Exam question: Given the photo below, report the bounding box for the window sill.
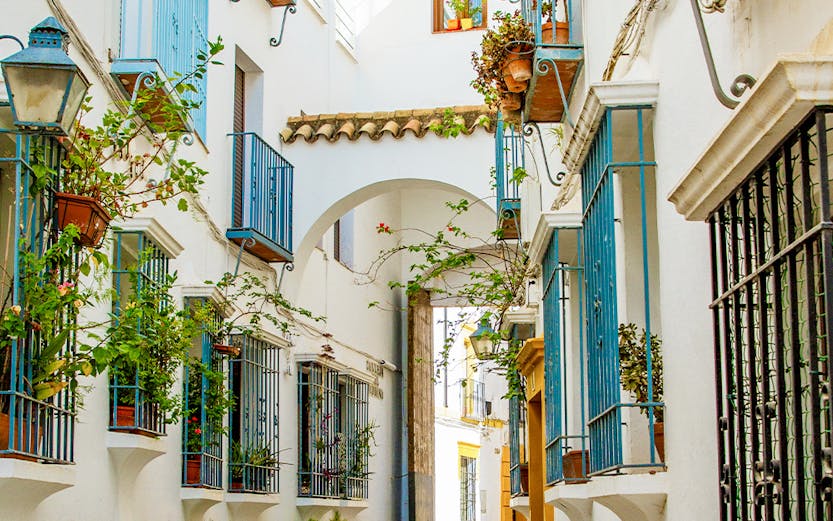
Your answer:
[106,431,167,477]
[296,497,369,520]
[544,472,668,521]
[226,492,281,517]
[0,459,76,510]
[509,495,530,520]
[432,27,486,35]
[181,487,225,520]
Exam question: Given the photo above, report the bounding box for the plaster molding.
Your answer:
[562,81,660,176]
[669,56,833,221]
[112,217,185,258]
[225,493,280,518]
[503,308,538,327]
[0,459,76,508]
[527,212,582,266]
[180,488,224,520]
[509,496,531,520]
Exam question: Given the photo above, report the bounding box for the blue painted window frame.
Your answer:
[109,230,171,436]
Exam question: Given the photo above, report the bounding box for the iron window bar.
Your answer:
[508,376,528,496]
[109,231,170,437]
[0,134,75,463]
[458,378,486,422]
[708,107,833,520]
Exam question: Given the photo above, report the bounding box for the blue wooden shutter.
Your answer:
[153,0,208,138]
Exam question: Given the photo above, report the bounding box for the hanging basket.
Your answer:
[54,192,112,248]
[499,92,522,112]
[505,44,533,82]
[212,343,241,357]
[503,71,527,93]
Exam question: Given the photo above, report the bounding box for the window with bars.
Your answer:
[182,298,226,489]
[433,0,487,32]
[0,134,75,463]
[460,455,478,521]
[508,385,528,497]
[297,361,371,500]
[228,335,281,494]
[708,107,833,521]
[109,231,171,436]
[580,106,663,475]
[542,226,588,484]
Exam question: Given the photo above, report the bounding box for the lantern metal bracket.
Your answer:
[523,121,568,188]
[689,0,755,109]
[269,5,297,47]
[0,35,25,52]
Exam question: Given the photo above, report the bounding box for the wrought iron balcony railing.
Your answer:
[227,132,293,264]
[0,132,75,463]
[495,112,524,240]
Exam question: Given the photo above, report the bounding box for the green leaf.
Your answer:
[177,198,189,212]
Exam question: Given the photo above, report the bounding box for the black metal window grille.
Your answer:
[298,362,370,500]
[460,455,477,521]
[709,107,833,521]
[109,231,170,436]
[228,335,280,494]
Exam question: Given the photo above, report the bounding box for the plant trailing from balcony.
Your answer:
[365,199,534,399]
[471,11,534,111]
[30,37,225,247]
[94,268,200,427]
[195,271,324,356]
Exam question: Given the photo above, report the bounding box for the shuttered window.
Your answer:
[232,66,245,228]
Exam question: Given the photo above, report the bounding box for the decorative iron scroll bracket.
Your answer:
[0,35,25,52]
[689,0,755,109]
[233,237,257,277]
[269,5,297,47]
[523,122,568,187]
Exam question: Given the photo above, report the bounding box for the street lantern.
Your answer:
[1,17,90,136]
[469,317,498,360]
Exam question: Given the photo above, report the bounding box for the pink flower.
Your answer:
[57,281,75,296]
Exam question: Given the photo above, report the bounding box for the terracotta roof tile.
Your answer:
[281,105,496,144]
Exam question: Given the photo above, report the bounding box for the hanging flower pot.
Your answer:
[54,192,112,247]
[503,71,527,93]
[505,45,533,82]
[212,343,241,357]
[500,92,522,112]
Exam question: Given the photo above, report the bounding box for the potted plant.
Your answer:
[229,441,282,491]
[446,0,462,30]
[470,11,534,112]
[183,358,233,485]
[562,448,589,483]
[619,323,664,461]
[537,1,569,44]
[449,0,482,30]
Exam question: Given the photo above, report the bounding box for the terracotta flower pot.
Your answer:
[185,454,202,484]
[447,19,461,31]
[115,405,136,428]
[460,18,473,30]
[519,462,529,494]
[500,92,522,112]
[503,71,527,93]
[0,411,43,461]
[505,45,533,82]
[213,343,241,357]
[541,21,571,44]
[54,192,112,247]
[562,449,590,483]
[654,422,665,462]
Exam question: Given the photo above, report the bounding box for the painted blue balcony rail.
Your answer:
[581,107,662,475]
[495,112,524,239]
[459,378,486,421]
[508,390,528,496]
[543,227,588,484]
[109,231,170,437]
[117,0,209,136]
[182,298,224,489]
[514,0,583,46]
[228,335,280,494]
[227,132,293,264]
[0,131,75,463]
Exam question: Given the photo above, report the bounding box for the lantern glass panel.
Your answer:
[4,65,71,126]
[60,72,87,132]
[0,103,13,132]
